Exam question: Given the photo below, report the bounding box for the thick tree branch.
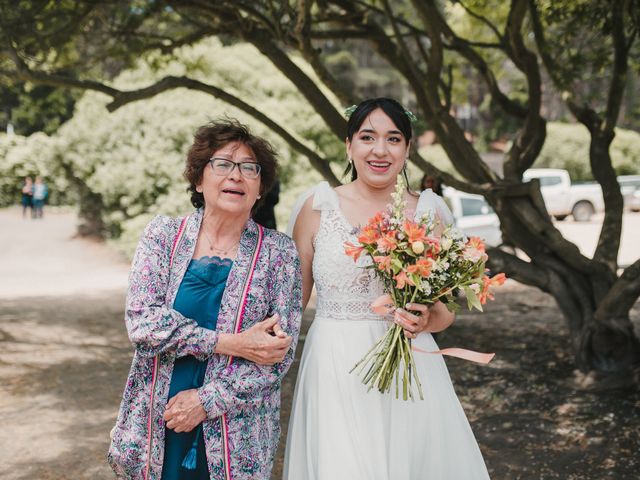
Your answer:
[7,60,340,184]
[501,0,546,180]
[295,0,359,106]
[430,19,528,119]
[589,1,631,269]
[382,0,427,81]
[595,258,640,319]
[486,248,549,290]
[410,0,497,184]
[245,29,347,140]
[527,0,599,128]
[409,151,486,195]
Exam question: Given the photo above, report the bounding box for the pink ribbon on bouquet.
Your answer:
[371,294,495,364]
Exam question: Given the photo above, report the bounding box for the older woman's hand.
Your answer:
[163,389,207,433]
[394,301,454,339]
[216,314,293,365]
[237,314,293,364]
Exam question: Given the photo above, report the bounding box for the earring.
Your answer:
[348,157,353,164]
[257,194,262,199]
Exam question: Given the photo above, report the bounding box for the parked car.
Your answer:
[442,187,502,247]
[618,175,640,212]
[523,168,604,221]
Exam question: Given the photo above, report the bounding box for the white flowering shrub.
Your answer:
[1,39,340,256]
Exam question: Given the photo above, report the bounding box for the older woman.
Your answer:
[109,121,302,480]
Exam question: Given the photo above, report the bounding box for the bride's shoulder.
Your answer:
[286,182,338,236]
[416,188,455,226]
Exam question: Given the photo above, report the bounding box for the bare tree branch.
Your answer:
[595,258,640,319]
[501,0,546,180]
[486,247,550,291]
[245,28,347,139]
[410,0,498,184]
[6,58,340,184]
[295,0,359,106]
[456,0,505,42]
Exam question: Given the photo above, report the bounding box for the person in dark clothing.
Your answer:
[421,173,443,196]
[253,179,280,229]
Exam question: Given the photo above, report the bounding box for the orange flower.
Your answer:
[344,241,365,261]
[406,258,432,277]
[358,224,380,245]
[403,220,427,243]
[479,273,507,304]
[368,211,386,227]
[424,236,442,256]
[463,236,488,262]
[373,255,392,273]
[377,232,398,253]
[394,270,415,289]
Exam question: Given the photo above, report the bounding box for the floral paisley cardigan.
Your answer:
[108,210,302,480]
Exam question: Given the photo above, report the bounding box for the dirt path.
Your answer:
[0,207,638,479]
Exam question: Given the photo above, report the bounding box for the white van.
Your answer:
[442,187,502,247]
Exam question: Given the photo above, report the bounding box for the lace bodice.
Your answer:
[304,182,453,322]
[313,206,386,321]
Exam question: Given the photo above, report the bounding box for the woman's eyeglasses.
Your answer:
[209,157,261,179]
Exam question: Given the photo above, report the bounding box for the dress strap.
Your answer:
[286,181,339,236]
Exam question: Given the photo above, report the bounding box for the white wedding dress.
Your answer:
[283,182,490,480]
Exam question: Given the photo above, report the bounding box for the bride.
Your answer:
[283,98,490,479]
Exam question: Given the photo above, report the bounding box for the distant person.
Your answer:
[21,176,33,218]
[252,178,280,229]
[421,173,444,196]
[32,176,48,219]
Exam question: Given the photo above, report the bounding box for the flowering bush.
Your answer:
[345,177,505,400]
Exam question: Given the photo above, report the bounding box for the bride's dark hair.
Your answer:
[344,97,413,182]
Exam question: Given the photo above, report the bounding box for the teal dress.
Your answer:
[162,256,232,480]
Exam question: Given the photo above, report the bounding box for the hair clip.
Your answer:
[344,105,358,119]
[404,109,418,124]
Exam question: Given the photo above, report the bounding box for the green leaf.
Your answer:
[463,286,483,312]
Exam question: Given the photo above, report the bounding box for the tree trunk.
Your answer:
[487,185,640,375]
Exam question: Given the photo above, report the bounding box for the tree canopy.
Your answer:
[1,0,639,376]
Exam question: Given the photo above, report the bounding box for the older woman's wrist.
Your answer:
[215,332,243,357]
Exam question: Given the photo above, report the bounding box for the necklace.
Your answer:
[201,229,239,256]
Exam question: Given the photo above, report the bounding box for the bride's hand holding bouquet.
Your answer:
[344,176,506,401]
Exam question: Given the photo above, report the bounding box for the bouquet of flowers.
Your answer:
[344,176,505,401]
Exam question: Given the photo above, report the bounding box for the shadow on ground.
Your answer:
[1,283,638,480]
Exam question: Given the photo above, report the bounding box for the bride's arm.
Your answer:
[291,196,320,311]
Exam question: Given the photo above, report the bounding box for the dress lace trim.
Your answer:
[191,255,233,267]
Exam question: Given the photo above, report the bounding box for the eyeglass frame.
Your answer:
[209,157,262,179]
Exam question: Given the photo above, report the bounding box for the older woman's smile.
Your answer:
[221,187,246,196]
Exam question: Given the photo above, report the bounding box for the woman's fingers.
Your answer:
[271,321,287,338]
[395,305,430,336]
[164,390,205,432]
[405,303,428,313]
[262,313,288,338]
